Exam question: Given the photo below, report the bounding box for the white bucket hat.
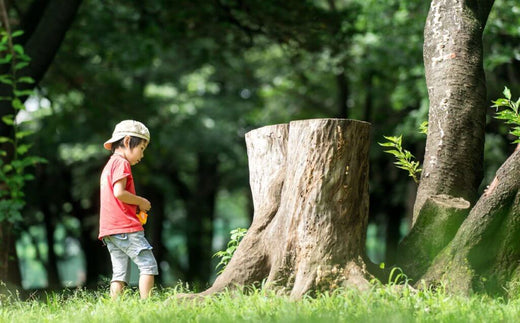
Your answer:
[104,120,150,150]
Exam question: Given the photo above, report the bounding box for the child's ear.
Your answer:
[123,136,131,148]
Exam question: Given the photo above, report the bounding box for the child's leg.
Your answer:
[127,232,159,299]
[110,281,126,299]
[139,275,154,299]
[104,234,132,299]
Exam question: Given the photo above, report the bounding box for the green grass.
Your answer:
[1,283,520,323]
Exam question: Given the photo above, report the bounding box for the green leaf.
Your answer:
[491,88,520,143]
[380,134,422,184]
[382,135,399,143]
[495,110,517,121]
[0,54,12,64]
[0,76,12,85]
[13,44,25,56]
[510,129,520,138]
[14,61,29,70]
[504,86,512,100]
[12,98,24,110]
[17,54,31,62]
[385,150,403,158]
[11,30,24,38]
[23,156,47,164]
[491,98,510,107]
[16,76,35,84]
[378,141,396,147]
[1,114,14,125]
[14,89,33,97]
[0,136,12,143]
[16,144,32,155]
[419,121,428,135]
[15,131,33,140]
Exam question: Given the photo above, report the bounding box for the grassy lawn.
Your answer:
[1,282,519,323]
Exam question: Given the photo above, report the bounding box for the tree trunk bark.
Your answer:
[0,0,83,289]
[336,72,349,119]
[413,0,494,224]
[400,0,495,287]
[0,221,21,293]
[398,194,470,280]
[186,118,372,299]
[43,208,62,289]
[185,153,219,286]
[145,186,167,285]
[421,149,520,295]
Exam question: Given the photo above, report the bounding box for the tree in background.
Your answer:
[1,0,520,294]
[0,0,81,289]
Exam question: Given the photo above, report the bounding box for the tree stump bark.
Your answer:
[193,118,372,299]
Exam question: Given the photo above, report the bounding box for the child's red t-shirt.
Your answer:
[98,154,143,239]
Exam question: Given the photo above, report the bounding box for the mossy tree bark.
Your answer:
[397,0,497,291]
[421,149,520,295]
[193,119,372,299]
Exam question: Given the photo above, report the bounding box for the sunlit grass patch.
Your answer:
[2,283,520,323]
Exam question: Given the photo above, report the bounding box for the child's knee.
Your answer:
[135,249,159,275]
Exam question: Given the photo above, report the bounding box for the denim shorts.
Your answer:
[103,231,158,283]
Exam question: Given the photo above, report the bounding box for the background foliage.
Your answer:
[2,0,520,290]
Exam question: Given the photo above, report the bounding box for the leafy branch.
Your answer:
[379,135,422,184]
[0,29,46,223]
[213,227,247,275]
[491,86,520,143]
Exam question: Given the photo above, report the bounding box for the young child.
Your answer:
[99,120,158,299]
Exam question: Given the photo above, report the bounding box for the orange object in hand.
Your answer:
[137,211,148,225]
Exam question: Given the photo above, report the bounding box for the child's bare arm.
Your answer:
[113,178,151,211]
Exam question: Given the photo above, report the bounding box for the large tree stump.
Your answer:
[195,118,372,299]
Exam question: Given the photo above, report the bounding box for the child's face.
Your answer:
[125,139,148,166]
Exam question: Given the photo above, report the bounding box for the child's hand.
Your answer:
[137,210,148,225]
[139,197,151,212]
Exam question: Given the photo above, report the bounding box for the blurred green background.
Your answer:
[4,0,520,291]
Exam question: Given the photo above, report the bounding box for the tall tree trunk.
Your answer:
[185,153,219,287]
[145,186,167,285]
[72,188,111,289]
[0,223,21,290]
[42,208,61,289]
[185,119,372,299]
[336,72,349,118]
[414,0,494,223]
[0,0,83,127]
[401,0,495,283]
[0,0,82,288]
